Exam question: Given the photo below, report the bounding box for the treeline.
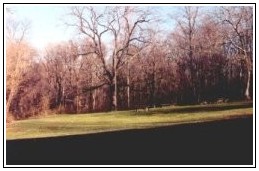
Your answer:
[6,6,253,120]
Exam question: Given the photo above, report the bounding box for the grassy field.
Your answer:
[6,101,253,140]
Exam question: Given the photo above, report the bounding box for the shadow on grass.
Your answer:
[6,116,253,165]
[131,101,253,115]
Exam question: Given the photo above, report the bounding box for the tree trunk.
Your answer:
[112,72,118,111]
[88,90,93,112]
[244,52,252,100]
[93,89,96,111]
[76,95,79,113]
[127,62,130,109]
[76,79,79,113]
[6,89,15,116]
[127,77,130,109]
[245,69,251,100]
[58,86,64,114]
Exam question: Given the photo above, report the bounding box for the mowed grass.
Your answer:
[6,101,253,140]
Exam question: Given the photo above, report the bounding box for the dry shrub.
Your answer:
[6,113,14,124]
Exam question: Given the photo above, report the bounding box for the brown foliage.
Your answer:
[5,6,253,120]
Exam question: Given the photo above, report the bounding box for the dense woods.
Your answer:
[6,6,253,120]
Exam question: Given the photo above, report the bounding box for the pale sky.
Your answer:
[6,5,180,51]
[7,6,74,51]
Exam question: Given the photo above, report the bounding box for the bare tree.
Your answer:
[5,6,254,120]
[6,14,35,120]
[170,7,200,102]
[69,6,151,110]
[219,6,253,100]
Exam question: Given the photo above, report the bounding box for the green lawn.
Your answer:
[6,101,253,140]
